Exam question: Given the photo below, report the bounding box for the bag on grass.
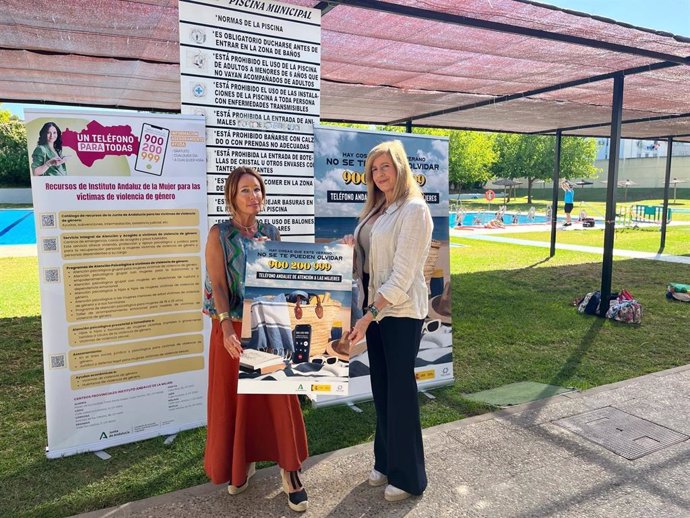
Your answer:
[577,291,601,315]
[667,283,690,302]
[618,289,634,301]
[606,299,642,324]
[577,291,619,316]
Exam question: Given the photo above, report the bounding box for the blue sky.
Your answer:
[3,1,689,119]
[539,0,690,37]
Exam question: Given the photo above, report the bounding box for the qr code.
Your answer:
[41,213,56,228]
[50,354,66,369]
[42,238,58,252]
[44,268,60,283]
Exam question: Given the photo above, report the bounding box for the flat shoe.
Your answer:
[368,468,388,487]
[227,462,256,495]
[384,484,412,502]
[280,468,308,512]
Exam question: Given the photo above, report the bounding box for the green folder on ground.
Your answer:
[463,381,574,407]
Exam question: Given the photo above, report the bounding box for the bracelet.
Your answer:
[366,303,379,319]
[217,312,230,323]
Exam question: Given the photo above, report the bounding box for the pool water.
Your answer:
[1,209,558,246]
[450,211,550,227]
[0,209,36,245]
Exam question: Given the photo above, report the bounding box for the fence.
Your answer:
[631,205,672,224]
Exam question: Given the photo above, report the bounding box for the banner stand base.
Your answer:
[94,450,111,461]
[163,434,178,446]
[347,402,363,413]
[420,390,436,400]
[313,378,455,409]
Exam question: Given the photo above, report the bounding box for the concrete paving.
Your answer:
[77,364,690,518]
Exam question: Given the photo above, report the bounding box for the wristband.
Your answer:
[366,303,379,319]
[217,311,230,323]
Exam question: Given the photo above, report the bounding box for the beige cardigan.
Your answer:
[354,196,433,320]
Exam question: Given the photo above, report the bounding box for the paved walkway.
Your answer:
[78,364,690,518]
[453,232,690,265]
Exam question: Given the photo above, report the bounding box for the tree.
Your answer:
[446,130,497,189]
[324,122,498,190]
[383,126,497,190]
[491,134,598,203]
[0,107,30,187]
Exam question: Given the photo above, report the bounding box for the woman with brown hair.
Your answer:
[203,166,309,512]
[31,122,68,176]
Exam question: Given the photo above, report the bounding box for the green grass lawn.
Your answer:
[3,240,690,516]
[452,239,690,393]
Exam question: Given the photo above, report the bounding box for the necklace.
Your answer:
[232,218,257,233]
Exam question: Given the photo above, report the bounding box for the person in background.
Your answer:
[204,166,309,512]
[344,140,433,502]
[31,122,68,176]
[561,179,575,226]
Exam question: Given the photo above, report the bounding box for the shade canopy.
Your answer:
[2,0,690,141]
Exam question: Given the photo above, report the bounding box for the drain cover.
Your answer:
[555,407,688,460]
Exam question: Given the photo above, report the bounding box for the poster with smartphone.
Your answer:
[239,241,353,396]
[313,126,454,408]
[25,108,210,459]
[134,123,170,176]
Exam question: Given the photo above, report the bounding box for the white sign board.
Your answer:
[179,0,321,241]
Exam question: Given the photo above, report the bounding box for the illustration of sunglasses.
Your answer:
[422,319,450,335]
[310,355,339,365]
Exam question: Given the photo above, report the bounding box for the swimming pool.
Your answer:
[0,209,36,245]
[450,211,551,227]
[0,208,558,245]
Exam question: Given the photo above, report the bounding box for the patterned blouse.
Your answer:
[203,219,280,320]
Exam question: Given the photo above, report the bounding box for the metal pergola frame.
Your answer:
[3,0,687,316]
[316,0,687,317]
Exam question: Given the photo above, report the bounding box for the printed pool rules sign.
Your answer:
[179,0,321,242]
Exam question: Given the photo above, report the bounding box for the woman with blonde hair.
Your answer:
[346,140,433,502]
[204,166,309,512]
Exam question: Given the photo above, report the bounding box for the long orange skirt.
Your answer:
[204,320,309,486]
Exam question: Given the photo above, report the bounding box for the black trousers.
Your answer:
[366,316,427,495]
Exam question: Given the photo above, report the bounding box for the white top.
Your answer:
[355,196,433,320]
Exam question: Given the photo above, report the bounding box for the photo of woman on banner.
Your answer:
[203,166,309,512]
[31,122,69,176]
[345,140,433,502]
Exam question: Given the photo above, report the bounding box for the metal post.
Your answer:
[659,137,673,252]
[599,74,624,316]
[549,130,562,257]
[405,120,413,133]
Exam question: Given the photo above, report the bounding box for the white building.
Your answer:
[594,138,690,188]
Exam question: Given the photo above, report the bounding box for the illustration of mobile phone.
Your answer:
[135,123,170,176]
[293,324,312,364]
